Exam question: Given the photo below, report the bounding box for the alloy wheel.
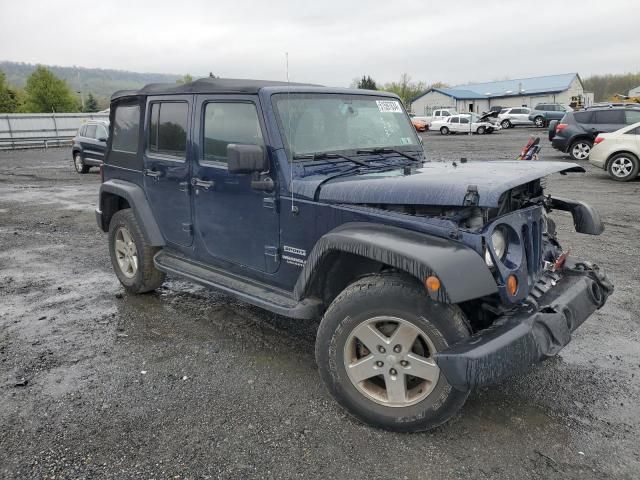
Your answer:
[610,156,635,178]
[535,117,544,127]
[114,227,138,278]
[74,153,83,173]
[343,316,440,407]
[572,142,591,160]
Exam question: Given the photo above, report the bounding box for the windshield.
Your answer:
[272,93,420,159]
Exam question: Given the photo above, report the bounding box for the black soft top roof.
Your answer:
[111,77,320,101]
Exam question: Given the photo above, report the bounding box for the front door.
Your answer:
[192,95,279,273]
[142,95,193,247]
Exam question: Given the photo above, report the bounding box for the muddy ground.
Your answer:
[0,128,638,479]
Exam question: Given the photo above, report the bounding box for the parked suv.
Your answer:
[96,78,612,432]
[551,107,640,160]
[498,107,532,128]
[528,103,572,128]
[71,120,109,173]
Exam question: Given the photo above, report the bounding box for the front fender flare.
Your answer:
[294,223,498,304]
[98,179,165,246]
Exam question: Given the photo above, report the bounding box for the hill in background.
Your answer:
[0,61,186,108]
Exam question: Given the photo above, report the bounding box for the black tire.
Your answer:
[500,119,511,129]
[440,126,449,135]
[607,152,640,182]
[73,151,90,174]
[108,209,165,294]
[315,274,470,432]
[534,116,545,128]
[476,126,486,135]
[569,139,593,161]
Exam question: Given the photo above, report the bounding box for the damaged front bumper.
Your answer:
[434,260,613,390]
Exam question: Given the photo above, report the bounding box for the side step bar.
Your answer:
[154,251,323,320]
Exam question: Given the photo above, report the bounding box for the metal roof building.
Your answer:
[411,73,593,115]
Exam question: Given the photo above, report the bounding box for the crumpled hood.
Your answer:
[303,161,584,208]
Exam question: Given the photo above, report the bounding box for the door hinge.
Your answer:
[182,222,193,233]
[263,197,277,210]
[264,246,279,262]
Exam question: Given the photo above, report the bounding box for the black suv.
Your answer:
[71,120,109,173]
[96,78,612,432]
[551,107,640,160]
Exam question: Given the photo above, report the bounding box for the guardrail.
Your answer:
[0,112,109,150]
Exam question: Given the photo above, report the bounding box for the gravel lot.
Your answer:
[1,128,638,479]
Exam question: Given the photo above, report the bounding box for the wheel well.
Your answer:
[306,251,392,308]
[100,192,131,230]
[570,136,593,147]
[605,150,639,170]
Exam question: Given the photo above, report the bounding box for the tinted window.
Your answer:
[433,110,440,116]
[625,127,640,135]
[450,117,459,124]
[85,124,97,138]
[203,102,263,163]
[510,108,522,114]
[459,117,470,124]
[594,110,624,124]
[148,102,188,158]
[442,111,451,117]
[96,125,108,140]
[573,111,593,124]
[112,104,140,154]
[624,110,640,124]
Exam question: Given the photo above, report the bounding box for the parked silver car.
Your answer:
[498,107,533,129]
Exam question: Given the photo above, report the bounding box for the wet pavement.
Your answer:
[1,128,638,479]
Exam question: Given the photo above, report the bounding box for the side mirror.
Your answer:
[227,144,267,174]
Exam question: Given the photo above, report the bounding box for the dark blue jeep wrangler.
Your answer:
[96,78,613,432]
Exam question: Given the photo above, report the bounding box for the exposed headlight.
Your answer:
[485,228,507,267]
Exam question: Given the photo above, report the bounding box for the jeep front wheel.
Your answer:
[315,274,470,432]
[108,209,165,293]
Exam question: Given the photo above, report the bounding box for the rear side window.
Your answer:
[459,117,469,124]
[112,104,141,153]
[442,111,451,117]
[624,110,640,125]
[594,110,624,124]
[625,127,640,135]
[450,117,459,124]
[96,125,108,140]
[203,102,264,164]
[148,102,188,158]
[573,111,593,124]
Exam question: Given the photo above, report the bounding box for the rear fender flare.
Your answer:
[98,179,165,246]
[294,223,498,304]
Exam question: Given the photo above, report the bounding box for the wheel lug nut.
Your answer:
[400,360,409,367]
[376,361,383,368]
[393,345,401,353]
[377,346,386,354]
[390,368,397,376]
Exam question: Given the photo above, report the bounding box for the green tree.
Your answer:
[382,73,426,107]
[176,74,194,84]
[357,75,377,90]
[24,66,78,113]
[0,70,19,112]
[84,93,99,112]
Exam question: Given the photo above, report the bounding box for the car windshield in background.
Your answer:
[272,94,420,159]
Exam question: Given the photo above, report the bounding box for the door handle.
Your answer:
[191,178,214,191]
[144,169,161,180]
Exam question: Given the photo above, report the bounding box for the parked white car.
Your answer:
[589,122,640,181]
[422,108,458,127]
[431,114,499,135]
[498,107,533,129]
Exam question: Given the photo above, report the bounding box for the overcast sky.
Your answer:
[1,0,638,87]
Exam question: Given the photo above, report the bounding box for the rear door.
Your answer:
[191,95,279,273]
[142,96,193,247]
[448,116,461,132]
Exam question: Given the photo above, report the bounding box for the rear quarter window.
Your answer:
[573,111,593,124]
[112,104,141,153]
[624,110,640,125]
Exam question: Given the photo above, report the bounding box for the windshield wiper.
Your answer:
[293,152,368,166]
[356,148,422,163]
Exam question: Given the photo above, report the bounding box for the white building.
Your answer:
[410,73,593,115]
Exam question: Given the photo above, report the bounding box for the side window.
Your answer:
[450,117,459,124]
[79,125,86,137]
[148,102,188,158]
[96,125,108,140]
[625,127,640,135]
[594,110,624,124]
[459,117,470,124]
[624,110,640,125]
[202,102,264,164]
[442,111,451,117]
[573,111,593,124]
[511,108,523,114]
[433,110,440,116]
[112,104,141,154]
[85,124,97,139]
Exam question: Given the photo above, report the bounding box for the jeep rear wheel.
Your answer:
[315,274,470,432]
[108,209,165,294]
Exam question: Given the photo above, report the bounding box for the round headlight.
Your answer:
[485,228,507,267]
